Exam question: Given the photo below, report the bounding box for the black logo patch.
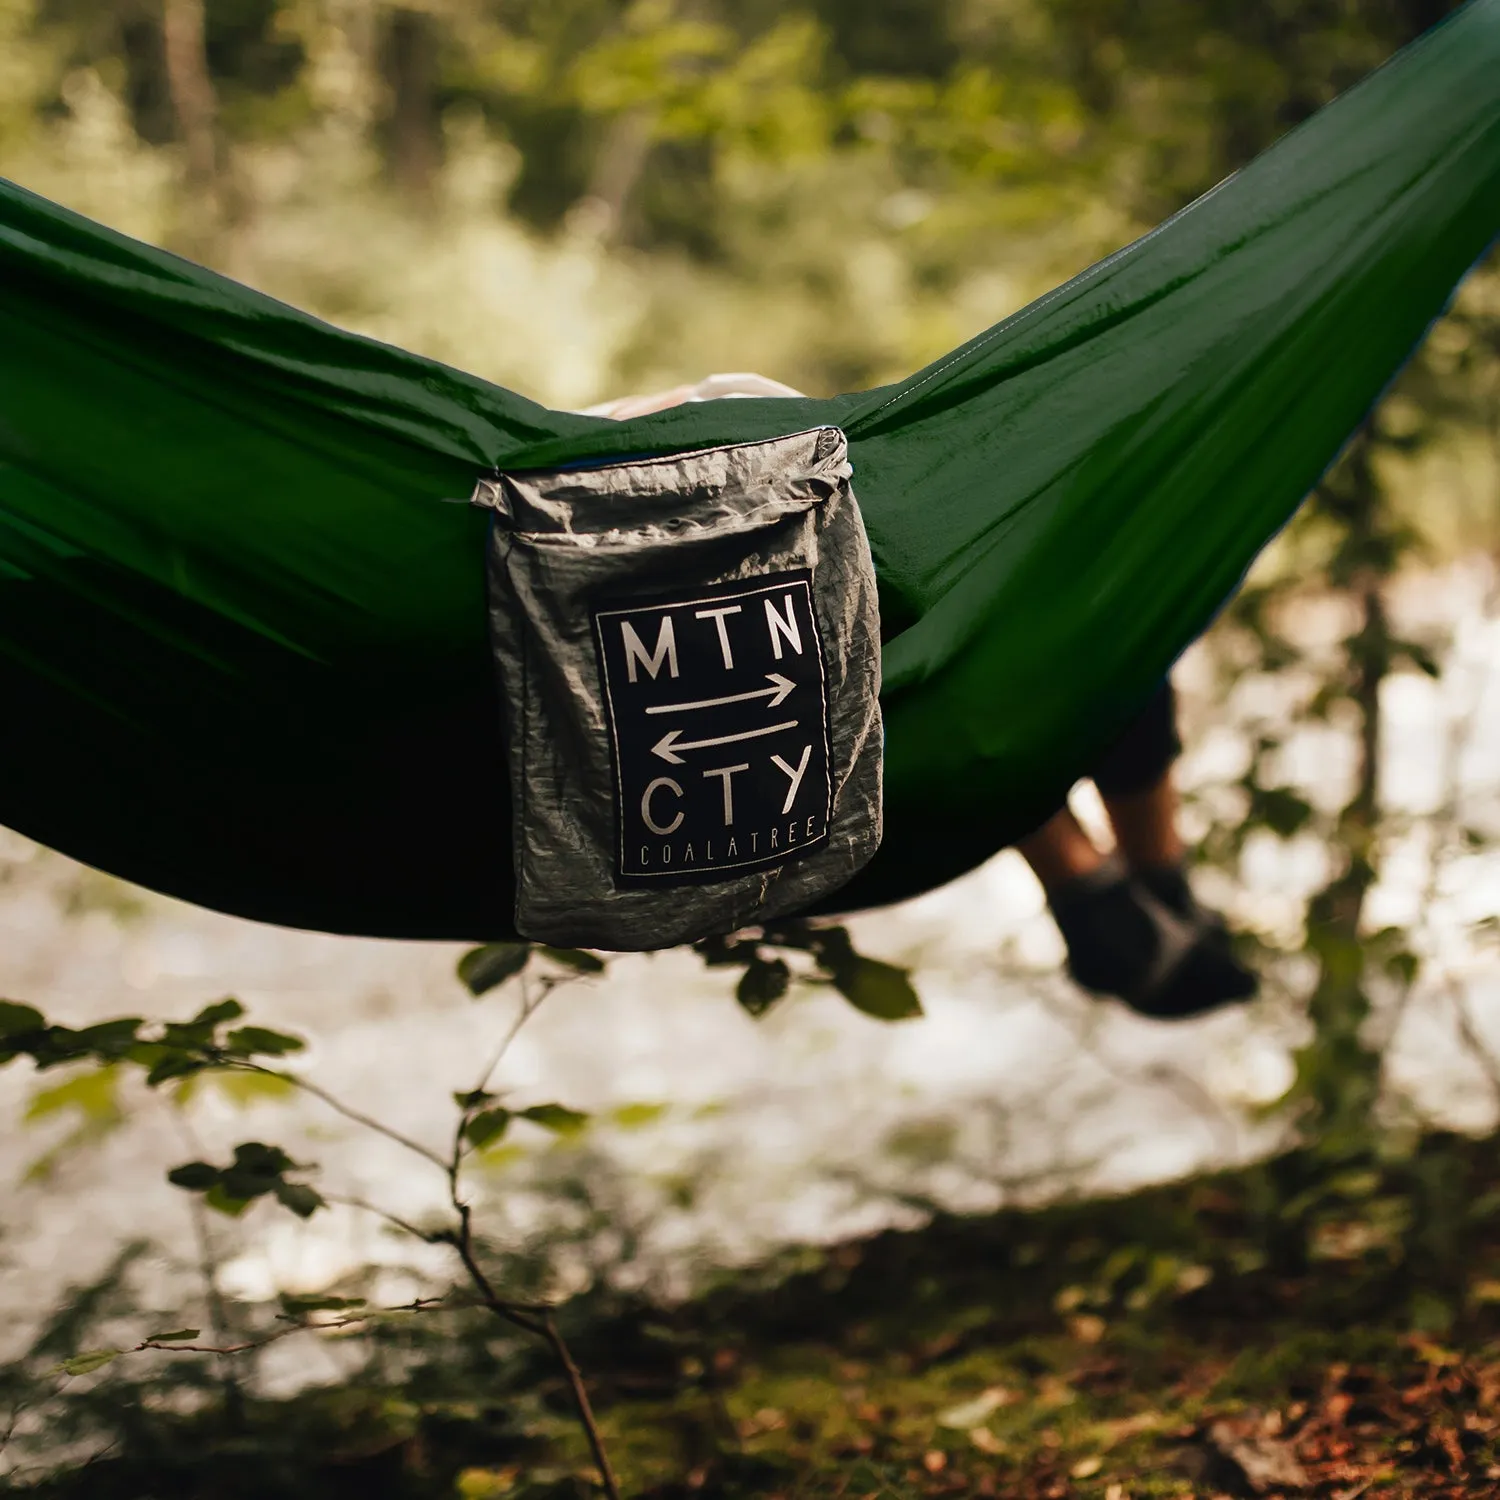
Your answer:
[593,571,833,886]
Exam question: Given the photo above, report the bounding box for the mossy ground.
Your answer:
[22,1136,1500,1499]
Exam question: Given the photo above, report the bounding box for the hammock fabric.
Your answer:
[2,0,1499,943]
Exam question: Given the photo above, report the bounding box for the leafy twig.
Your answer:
[438,975,621,1499]
[131,1297,449,1357]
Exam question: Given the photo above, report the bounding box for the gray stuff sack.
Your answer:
[470,426,883,951]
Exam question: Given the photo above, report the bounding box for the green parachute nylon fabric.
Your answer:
[1,0,1499,941]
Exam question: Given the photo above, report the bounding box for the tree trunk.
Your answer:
[384,9,443,202]
[1301,434,1389,1156]
[573,110,653,242]
[161,0,218,189]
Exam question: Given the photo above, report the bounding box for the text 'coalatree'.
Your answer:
[593,571,833,884]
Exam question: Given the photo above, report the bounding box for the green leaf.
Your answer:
[736,956,790,1018]
[694,933,756,968]
[192,999,245,1027]
[145,1051,209,1088]
[610,1101,669,1130]
[167,1161,221,1191]
[71,1019,144,1058]
[220,1169,279,1201]
[230,1141,297,1175]
[279,1293,366,1315]
[273,1180,326,1219]
[1398,640,1442,678]
[146,1329,200,1343]
[830,956,922,1021]
[457,942,531,997]
[60,1349,121,1377]
[1252,785,1315,838]
[225,1026,305,1057]
[0,1000,44,1038]
[518,1103,590,1136]
[472,1142,524,1171]
[203,1183,252,1218]
[453,1088,496,1110]
[209,1070,296,1107]
[463,1107,512,1151]
[537,947,606,974]
[26,1064,121,1126]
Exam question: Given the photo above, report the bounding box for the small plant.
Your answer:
[0,920,919,1493]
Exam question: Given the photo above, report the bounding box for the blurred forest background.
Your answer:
[2,0,1500,1496]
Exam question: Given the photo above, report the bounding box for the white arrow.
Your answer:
[644,672,796,716]
[651,720,798,765]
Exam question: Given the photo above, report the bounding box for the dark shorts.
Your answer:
[1088,680,1181,797]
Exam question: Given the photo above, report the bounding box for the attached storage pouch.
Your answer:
[472,426,883,951]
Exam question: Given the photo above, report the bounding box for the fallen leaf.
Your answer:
[1097,1411,1165,1447]
[1206,1418,1309,1493]
[1433,1425,1464,1468]
[937,1387,1015,1429]
[1072,1455,1103,1478]
[1069,1313,1107,1344]
[748,1407,786,1433]
[1175,1264,1214,1295]
[969,1427,1007,1456]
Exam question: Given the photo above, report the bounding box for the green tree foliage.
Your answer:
[2,0,1477,398]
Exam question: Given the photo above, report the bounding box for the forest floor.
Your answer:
[20,1133,1500,1500]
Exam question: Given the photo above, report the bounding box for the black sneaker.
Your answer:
[1047,860,1256,1020]
[1134,864,1242,957]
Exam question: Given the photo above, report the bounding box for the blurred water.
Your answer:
[1,567,1496,1371]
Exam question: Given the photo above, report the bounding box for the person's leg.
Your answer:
[1018,682,1256,1016]
[1088,682,1182,860]
[1087,682,1202,921]
[1088,682,1239,938]
[1101,776,1184,870]
[1015,805,1106,894]
[1020,684,1182,893]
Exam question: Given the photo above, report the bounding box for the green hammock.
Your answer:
[2,0,1499,942]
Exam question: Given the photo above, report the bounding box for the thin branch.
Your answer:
[449,974,561,1186]
[1449,978,1500,1111]
[478,975,560,1104]
[444,1205,547,1337]
[167,1106,244,1419]
[439,1113,619,1497]
[131,1298,452,1358]
[208,967,617,1495]
[323,1193,444,1244]
[136,1332,299,1357]
[240,1064,449,1171]
[543,1311,622,1500]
